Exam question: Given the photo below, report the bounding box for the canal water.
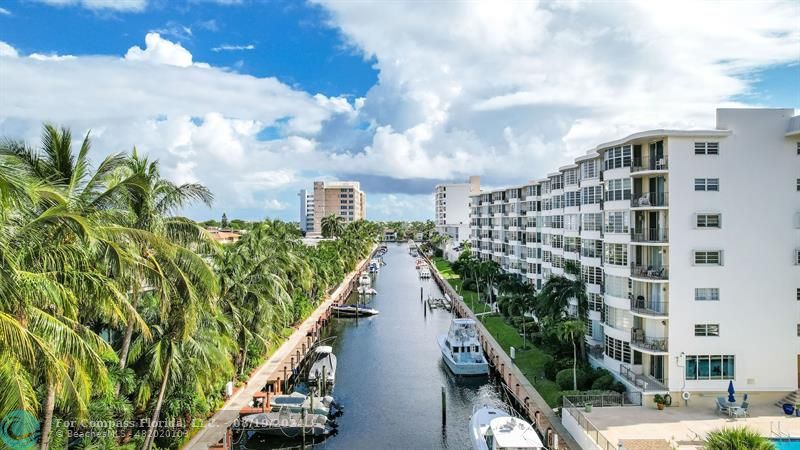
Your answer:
[243,242,507,450]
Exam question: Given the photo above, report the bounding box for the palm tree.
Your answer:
[535,261,588,360]
[321,214,345,238]
[0,125,138,449]
[114,149,215,388]
[477,260,501,304]
[703,427,775,450]
[556,319,585,391]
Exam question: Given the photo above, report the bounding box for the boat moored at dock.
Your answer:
[469,406,544,450]
[331,304,379,317]
[240,411,333,437]
[307,346,337,388]
[358,274,371,286]
[437,319,489,376]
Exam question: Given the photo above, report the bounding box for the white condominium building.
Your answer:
[298,189,315,233]
[470,108,800,397]
[435,176,481,244]
[312,181,366,233]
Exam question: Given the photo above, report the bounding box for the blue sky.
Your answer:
[0,0,798,222]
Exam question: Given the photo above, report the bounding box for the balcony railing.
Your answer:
[631,191,668,208]
[630,264,669,280]
[631,227,669,243]
[631,156,669,173]
[630,296,668,316]
[630,330,668,352]
[619,364,667,391]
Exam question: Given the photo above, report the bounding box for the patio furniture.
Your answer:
[716,397,731,416]
[733,401,749,418]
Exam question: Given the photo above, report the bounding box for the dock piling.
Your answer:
[441,386,446,426]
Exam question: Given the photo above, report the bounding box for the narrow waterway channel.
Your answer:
[242,242,508,450]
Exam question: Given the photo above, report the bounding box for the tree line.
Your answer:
[0,125,380,449]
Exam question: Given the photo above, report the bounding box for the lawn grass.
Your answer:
[431,257,563,407]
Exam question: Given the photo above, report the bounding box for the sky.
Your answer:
[0,0,798,222]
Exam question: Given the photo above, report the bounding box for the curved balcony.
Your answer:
[630,297,669,317]
[631,192,668,208]
[631,156,669,174]
[631,227,669,243]
[630,330,668,354]
[631,264,669,281]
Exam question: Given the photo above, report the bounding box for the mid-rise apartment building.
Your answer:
[470,108,800,396]
[298,189,314,233]
[312,181,366,232]
[435,176,481,244]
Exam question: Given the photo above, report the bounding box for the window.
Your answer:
[605,275,630,298]
[604,305,632,331]
[582,265,602,285]
[564,214,580,232]
[694,250,723,265]
[603,145,632,170]
[695,178,720,191]
[564,169,579,186]
[564,236,581,253]
[581,239,602,258]
[581,186,602,205]
[582,160,599,179]
[588,292,603,312]
[796,249,800,265]
[796,324,799,337]
[694,324,720,337]
[696,213,721,228]
[797,288,800,301]
[797,178,800,192]
[552,195,563,209]
[604,335,631,363]
[685,355,735,380]
[694,142,719,155]
[551,175,563,190]
[581,213,603,232]
[565,191,581,207]
[605,210,630,233]
[695,288,720,301]
[604,243,628,266]
[605,178,632,201]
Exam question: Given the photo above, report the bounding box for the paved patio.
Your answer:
[582,396,800,449]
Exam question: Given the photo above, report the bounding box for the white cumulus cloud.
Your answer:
[124,33,194,67]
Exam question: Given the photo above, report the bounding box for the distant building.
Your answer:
[298,189,315,233]
[312,181,366,233]
[383,229,397,242]
[435,176,480,260]
[206,228,242,245]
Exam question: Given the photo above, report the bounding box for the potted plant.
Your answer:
[653,394,666,410]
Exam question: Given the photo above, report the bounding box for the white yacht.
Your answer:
[470,406,544,450]
[358,274,371,286]
[307,346,337,388]
[437,319,489,376]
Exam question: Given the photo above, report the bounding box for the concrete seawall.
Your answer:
[426,255,580,450]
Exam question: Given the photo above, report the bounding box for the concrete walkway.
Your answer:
[183,258,368,450]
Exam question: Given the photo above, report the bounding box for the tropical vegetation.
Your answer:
[703,427,775,450]
[0,125,380,449]
[434,249,625,406]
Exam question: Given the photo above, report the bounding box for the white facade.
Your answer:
[470,108,800,396]
[435,176,480,246]
[298,189,314,233]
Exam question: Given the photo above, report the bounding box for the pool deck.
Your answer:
[582,398,800,449]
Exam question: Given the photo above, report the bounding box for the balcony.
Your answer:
[630,264,669,280]
[631,227,668,243]
[631,156,669,173]
[619,364,668,392]
[630,296,668,317]
[630,330,668,353]
[631,191,668,208]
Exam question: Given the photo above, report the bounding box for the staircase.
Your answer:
[775,390,800,407]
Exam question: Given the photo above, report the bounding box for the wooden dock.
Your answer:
[186,249,375,450]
